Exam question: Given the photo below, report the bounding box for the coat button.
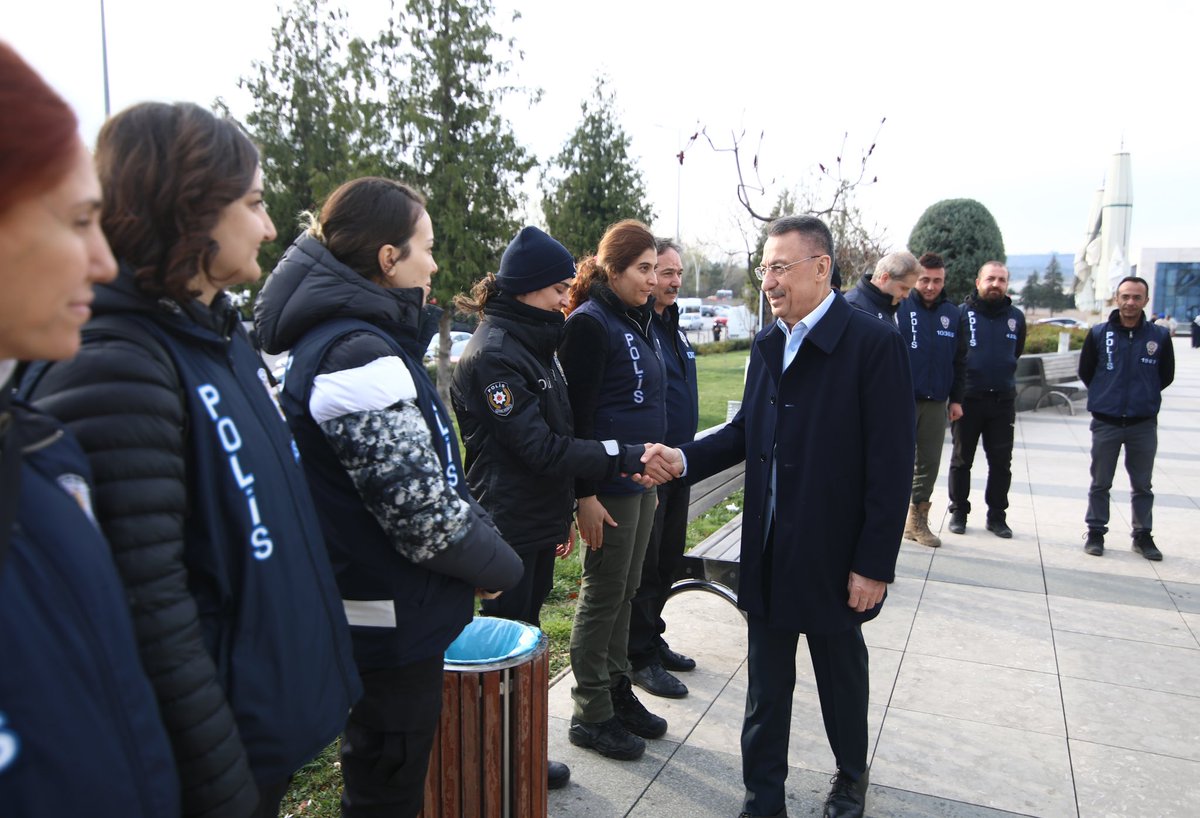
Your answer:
[770,395,776,405]
[760,453,767,462]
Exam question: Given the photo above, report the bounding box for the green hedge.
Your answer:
[1024,324,1087,354]
[694,337,753,356]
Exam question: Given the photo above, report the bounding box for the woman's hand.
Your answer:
[556,523,577,559]
[576,495,617,551]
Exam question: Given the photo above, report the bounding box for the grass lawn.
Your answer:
[281,348,750,816]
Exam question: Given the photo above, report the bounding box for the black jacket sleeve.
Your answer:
[1159,333,1176,390]
[557,313,611,498]
[1078,329,1098,386]
[28,335,259,818]
[1014,310,1027,358]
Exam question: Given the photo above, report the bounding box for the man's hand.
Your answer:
[640,443,684,483]
[477,589,502,600]
[846,572,886,613]
[577,495,617,551]
[556,523,576,559]
[948,402,964,422]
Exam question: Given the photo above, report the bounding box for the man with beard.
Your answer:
[844,251,920,324]
[897,253,964,548]
[1078,276,1174,559]
[629,237,700,699]
[948,261,1026,538]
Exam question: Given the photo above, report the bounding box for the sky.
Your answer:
[9,0,1198,265]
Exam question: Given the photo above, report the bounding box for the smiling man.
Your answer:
[643,215,915,818]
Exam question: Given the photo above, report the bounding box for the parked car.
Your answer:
[425,330,473,362]
[1036,317,1089,330]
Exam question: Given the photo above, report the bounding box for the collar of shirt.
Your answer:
[776,288,835,372]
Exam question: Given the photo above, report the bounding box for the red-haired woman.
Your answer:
[0,42,178,816]
[558,219,669,761]
[24,102,361,818]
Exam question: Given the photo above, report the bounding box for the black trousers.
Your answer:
[741,615,869,816]
[948,393,1016,520]
[249,778,292,818]
[480,545,557,627]
[340,656,445,818]
[628,479,691,670]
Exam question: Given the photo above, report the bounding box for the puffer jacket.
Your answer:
[25,266,361,818]
[0,388,179,818]
[451,292,645,555]
[255,234,523,669]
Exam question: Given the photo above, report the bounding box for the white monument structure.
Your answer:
[1074,152,1132,313]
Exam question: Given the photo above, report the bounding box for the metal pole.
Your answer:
[100,0,111,117]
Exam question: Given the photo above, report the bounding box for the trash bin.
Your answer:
[419,617,550,818]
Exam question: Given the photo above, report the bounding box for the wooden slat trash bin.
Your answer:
[419,617,549,818]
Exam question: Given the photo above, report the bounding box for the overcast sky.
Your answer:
[9,0,1198,263]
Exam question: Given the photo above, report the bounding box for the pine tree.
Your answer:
[1021,270,1042,313]
[1042,254,1066,311]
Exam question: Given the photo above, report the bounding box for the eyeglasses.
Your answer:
[753,255,824,281]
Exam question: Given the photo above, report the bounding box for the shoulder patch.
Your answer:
[485,381,515,417]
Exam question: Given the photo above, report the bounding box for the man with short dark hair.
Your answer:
[897,253,964,547]
[628,237,700,699]
[643,214,914,818]
[1078,276,1174,559]
[948,262,1026,538]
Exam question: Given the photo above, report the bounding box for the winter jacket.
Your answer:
[650,302,700,446]
[1079,310,1175,423]
[844,275,901,324]
[255,234,523,670]
[451,293,646,555]
[897,289,965,403]
[558,281,667,497]
[0,388,179,818]
[958,291,1026,396]
[25,266,361,817]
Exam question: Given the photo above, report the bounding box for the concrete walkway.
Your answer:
[547,347,1200,817]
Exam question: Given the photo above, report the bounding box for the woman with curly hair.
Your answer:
[25,101,360,818]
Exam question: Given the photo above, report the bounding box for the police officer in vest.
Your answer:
[897,253,965,548]
[844,251,920,324]
[628,238,700,700]
[948,261,1026,538]
[1078,276,1175,559]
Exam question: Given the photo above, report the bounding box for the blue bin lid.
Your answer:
[445,616,542,665]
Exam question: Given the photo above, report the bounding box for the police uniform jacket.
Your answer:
[255,234,522,670]
[1079,310,1175,423]
[958,290,1026,396]
[451,292,646,556]
[897,289,965,403]
[0,391,179,818]
[680,292,915,633]
[25,267,360,817]
[650,302,700,446]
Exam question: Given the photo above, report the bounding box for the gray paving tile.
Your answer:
[870,786,1033,817]
[1165,580,1200,613]
[1184,612,1200,643]
[864,579,921,651]
[905,582,1057,673]
[1060,676,1200,760]
[926,552,1047,593]
[1042,566,1177,609]
[1054,629,1200,696]
[889,654,1064,735]
[1047,594,1198,648]
[871,708,1075,816]
[1070,739,1200,818]
[547,713,671,818]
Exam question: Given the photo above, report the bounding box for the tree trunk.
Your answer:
[435,309,453,406]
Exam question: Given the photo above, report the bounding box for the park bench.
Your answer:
[1016,351,1087,414]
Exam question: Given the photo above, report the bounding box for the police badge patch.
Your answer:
[1146,341,1158,356]
[1008,318,1017,332]
[485,381,515,417]
[940,315,951,329]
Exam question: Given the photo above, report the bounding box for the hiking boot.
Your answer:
[948,509,967,535]
[1083,530,1104,556]
[903,503,919,542]
[630,663,688,698]
[912,502,942,548]
[568,715,645,760]
[1132,532,1163,561]
[611,675,668,739]
[986,518,1013,539]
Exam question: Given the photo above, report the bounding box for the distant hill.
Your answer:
[1006,252,1075,291]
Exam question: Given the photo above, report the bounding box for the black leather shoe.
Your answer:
[611,675,668,739]
[948,510,967,534]
[738,809,787,818]
[547,760,570,789]
[823,769,867,818]
[659,644,696,671]
[1133,532,1163,561]
[568,715,645,760]
[986,518,1013,538]
[631,663,688,698]
[1084,530,1104,556]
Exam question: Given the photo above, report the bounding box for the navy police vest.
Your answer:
[898,293,959,402]
[961,304,1022,395]
[1086,320,1170,418]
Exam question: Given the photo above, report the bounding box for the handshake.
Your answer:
[628,443,684,488]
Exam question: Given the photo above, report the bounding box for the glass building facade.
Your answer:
[1149,261,1200,322]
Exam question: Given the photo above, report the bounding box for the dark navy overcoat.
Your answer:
[683,292,915,633]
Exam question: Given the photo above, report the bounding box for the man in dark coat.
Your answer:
[643,216,915,818]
